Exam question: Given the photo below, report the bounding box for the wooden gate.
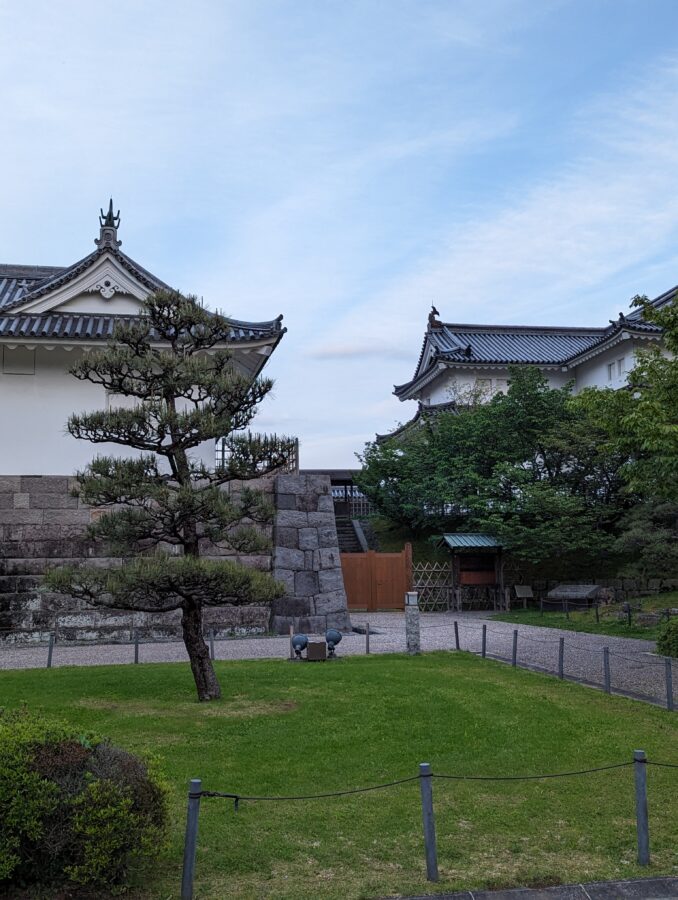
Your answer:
[340,544,412,611]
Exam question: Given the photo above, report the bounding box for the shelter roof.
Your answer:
[439,533,502,549]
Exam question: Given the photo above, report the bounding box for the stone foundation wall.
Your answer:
[0,473,351,643]
[270,474,351,634]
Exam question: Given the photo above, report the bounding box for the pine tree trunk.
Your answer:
[181,601,222,701]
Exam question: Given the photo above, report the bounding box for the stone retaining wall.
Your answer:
[270,474,351,635]
[0,473,351,642]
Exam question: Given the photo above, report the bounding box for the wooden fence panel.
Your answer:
[341,545,412,611]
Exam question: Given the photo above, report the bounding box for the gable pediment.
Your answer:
[13,254,151,315]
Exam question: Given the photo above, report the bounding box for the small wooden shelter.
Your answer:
[437,533,503,591]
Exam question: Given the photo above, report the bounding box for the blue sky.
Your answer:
[2,0,678,466]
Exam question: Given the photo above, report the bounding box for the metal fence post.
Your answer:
[595,603,600,624]
[603,647,611,694]
[512,629,518,667]
[481,623,487,658]
[565,598,569,620]
[181,778,202,900]
[558,637,564,680]
[665,658,674,712]
[209,629,215,661]
[454,620,460,651]
[418,763,439,882]
[633,751,650,866]
[366,622,370,655]
[540,597,543,616]
[289,624,294,660]
[46,633,54,669]
[134,630,139,665]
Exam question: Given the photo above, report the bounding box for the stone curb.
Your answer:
[397,875,678,899]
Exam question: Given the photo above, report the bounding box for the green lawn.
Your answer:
[492,592,678,640]
[2,654,678,898]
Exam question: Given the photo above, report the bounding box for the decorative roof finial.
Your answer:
[428,303,442,330]
[95,198,122,249]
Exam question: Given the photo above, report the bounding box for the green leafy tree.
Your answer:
[358,368,626,569]
[616,294,678,499]
[45,290,289,701]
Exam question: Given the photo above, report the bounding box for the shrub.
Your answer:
[657,618,678,659]
[0,707,167,893]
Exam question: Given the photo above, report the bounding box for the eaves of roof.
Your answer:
[0,312,285,344]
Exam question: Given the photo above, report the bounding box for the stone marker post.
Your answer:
[405,591,421,655]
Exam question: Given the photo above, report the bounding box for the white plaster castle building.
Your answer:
[392,287,673,421]
[0,203,285,475]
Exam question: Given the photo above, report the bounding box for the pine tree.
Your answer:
[45,290,290,701]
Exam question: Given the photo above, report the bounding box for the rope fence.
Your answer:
[180,749,676,898]
[2,607,675,711]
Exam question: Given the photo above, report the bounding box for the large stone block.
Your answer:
[317,526,338,548]
[0,477,21,492]
[275,510,309,528]
[274,527,299,549]
[325,610,352,633]
[42,509,91,526]
[276,493,296,510]
[275,475,307,496]
[298,528,319,550]
[295,571,319,596]
[274,546,305,570]
[295,493,318,513]
[304,474,332,494]
[28,493,80,510]
[296,615,327,635]
[319,568,345,594]
[270,596,313,617]
[20,476,70,494]
[0,509,44,525]
[314,590,349,614]
[0,494,14,510]
[307,512,335,527]
[272,568,295,594]
[317,494,335,512]
[316,548,340,569]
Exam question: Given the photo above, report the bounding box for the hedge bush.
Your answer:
[657,618,678,658]
[0,707,167,893]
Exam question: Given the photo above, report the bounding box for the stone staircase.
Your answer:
[334,516,363,553]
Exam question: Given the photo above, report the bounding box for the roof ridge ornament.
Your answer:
[95,198,122,249]
[428,303,442,330]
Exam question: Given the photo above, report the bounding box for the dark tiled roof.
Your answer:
[427,324,605,365]
[0,265,67,310]
[0,312,285,343]
[0,248,169,312]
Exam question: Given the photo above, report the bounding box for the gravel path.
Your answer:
[0,611,674,709]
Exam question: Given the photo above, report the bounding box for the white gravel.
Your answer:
[0,611,674,709]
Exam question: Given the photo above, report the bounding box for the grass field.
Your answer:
[492,592,678,640]
[2,653,678,898]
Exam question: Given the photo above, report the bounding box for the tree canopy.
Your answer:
[357,368,627,572]
[46,290,290,701]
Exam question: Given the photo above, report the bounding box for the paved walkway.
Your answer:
[402,875,678,899]
[0,611,674,709]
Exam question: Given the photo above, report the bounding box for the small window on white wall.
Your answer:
[2,347,35,375]
[494,378,509,394]
[617,357,625,377]
[106,392,139,412]
[607,363,614,381]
